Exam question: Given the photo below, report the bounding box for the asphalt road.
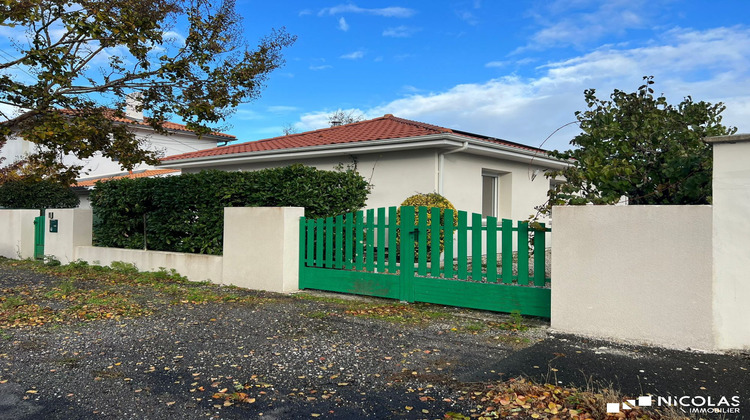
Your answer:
[0,265,748,419]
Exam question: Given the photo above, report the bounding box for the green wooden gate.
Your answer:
[33,214,45,260]
[299,206,551,317]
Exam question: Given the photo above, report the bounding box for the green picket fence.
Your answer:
[299,206,551,317]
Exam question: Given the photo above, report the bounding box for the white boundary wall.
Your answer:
[707,134,750,350]
[75,246,224,284]
[0,207,303,293]
[0,209,39,259]
[552,134,750,351]
[551,206,714,349]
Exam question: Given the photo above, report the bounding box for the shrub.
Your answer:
[0,178,79,209]
[397,193,458,260]
[90,165,370,255]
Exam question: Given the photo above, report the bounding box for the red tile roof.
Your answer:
[59,109,236,139]
[161,114,546,162]
[75,169,180,187]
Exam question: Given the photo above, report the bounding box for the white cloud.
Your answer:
[338,17,349,31]
[297,108,368,132]
[485,61,508,68]
[318,4,416,18]
[382,26,420,38]
[520,0,660,51]
[294,26,750,151]
[310,64,333,70]
[267,105,299,113]
[340,50,364,60]
[456,10,478,26]
[234,109,265,121]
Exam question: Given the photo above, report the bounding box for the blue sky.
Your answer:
[226,0,750,151]
[1,1,748,152]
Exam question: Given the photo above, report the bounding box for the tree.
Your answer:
[281,122,298,136]
[0,0,295,184]
[542,76,736,213]
[328,109,364,127]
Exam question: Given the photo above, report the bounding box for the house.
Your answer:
[160,115,567,221]
[0,107,236,208]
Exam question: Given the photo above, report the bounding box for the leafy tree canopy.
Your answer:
[0,0,295,184]
[542,76,736,213]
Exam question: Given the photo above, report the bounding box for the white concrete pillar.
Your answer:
[705,134,750,351]
[44,208,93,264]
[222,207,304,293]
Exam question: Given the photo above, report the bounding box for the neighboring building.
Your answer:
[161,114,568,221]
[0,109,235,208]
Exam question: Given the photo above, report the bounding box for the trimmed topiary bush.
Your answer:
[397,192,458,260]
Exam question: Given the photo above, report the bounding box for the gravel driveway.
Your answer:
[0,264,546,419]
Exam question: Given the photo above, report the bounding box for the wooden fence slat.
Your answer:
[443,209,454,278]
[325,217,333,268]
[355,211,364,271]
[501,219,513,284]
[345,213,353,270]
[471,213,483,281]
[533,223,547,286]
[457,211,468,280]
[315,218,324,268]
[388,207,398,274]
[517,221,529,285]
[417,207,428,276]
[486,216,497,283]
[365,209,375,272]
[430,207,441,277]
[377,207,386,273]
[334,215,344,269]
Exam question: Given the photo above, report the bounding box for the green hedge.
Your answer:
[0,179,79,210]
[90,165,370,255]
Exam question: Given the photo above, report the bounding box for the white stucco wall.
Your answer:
[0,209,40,259]
[44,208,93,264]
[182,149,439,209]
[222,207,303,293]
[74,246,224,283]
[442,153,552,221]
[180,148,552,220]
[2,128,218,179]
[36,207,302,293]
[66,127,218,178]
[709,135,750,350]
[551,205,714,350]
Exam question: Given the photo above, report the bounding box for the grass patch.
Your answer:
[0,258,257,329]
[302,311,330,319]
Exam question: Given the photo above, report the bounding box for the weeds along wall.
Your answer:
[90,165,370,255]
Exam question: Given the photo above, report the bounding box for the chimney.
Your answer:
[125,93,144,121]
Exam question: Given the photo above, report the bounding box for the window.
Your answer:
[482,174,498,218]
